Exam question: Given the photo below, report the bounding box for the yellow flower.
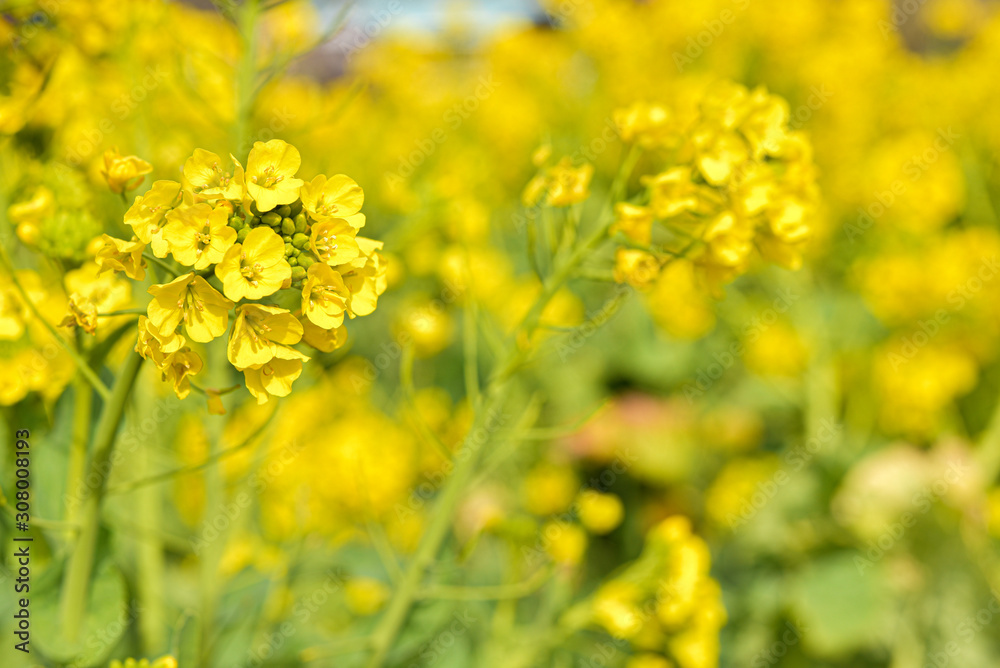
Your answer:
[159,349,203,400]
[613,249,661,290]
[298,313,347,352]
[227,303,304,369]
[181,149,246,202]
[642,167,713,219]
[101,148,153,194]
[63,262,131,323]
[546,158,593,207]
[309,218,360,266]
[614,101,676,148]
[702,212,753,268]
[215,227,291,301]
[7,186,54,227]
[344,577,390,616]
[611,203,654,244]
[95,234,146,280]
[245,139,304,212]
[690,126,748,186]
[125,180,183,258]
[135,315,185,365]
[301,263,350,329]
[300,174,364,221]
[61,294,99,335]
[163,203,237,269]
[335,237,387,317]
[577,491,625,535]
[243,358,305,404]
[147,273,233,342]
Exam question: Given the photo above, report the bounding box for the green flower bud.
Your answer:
[276,205,292,218]
[291,232,309,249]
[251,215,262,227]
[298,255,315,270]
[284,243,294,257]
[294,213,308,233]
[237,226,250,242]
[250,201,261,216]
[262,211,282,227]
[289,200,303,217]
[290,266,307,282]
[281,218,296,235]
[288,256,299,266]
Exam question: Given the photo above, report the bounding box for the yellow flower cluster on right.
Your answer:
[611,83,818,293]
[587,516,726,668]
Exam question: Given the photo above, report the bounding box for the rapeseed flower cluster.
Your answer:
[100,139,386,403]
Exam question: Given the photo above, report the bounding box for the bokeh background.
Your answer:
[3,0,1000,666]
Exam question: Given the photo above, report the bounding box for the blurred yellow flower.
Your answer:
[101,148,153,193]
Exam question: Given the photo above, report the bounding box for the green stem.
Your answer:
[59,350,144,643]
[65,374,93,544]
[142,252,180,279]
[364,383,511,668]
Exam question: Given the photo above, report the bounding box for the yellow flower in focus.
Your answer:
[228,303,304,369]
[182,149,246,202]
[101,148,153,193]
[336,238,388,317]
[125,180,183,258]
[577,490,624,535]
[135,315,185,365]
[301,263,350,329]
[300,174,364,222]
[215,227,291,301]
[147,273,233,342]
[95,235,146,281]
[243,357,305,404]
[310,218,361,266]
[163,203,237,269]
[245,139,304,212]
[345,577,390,616]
